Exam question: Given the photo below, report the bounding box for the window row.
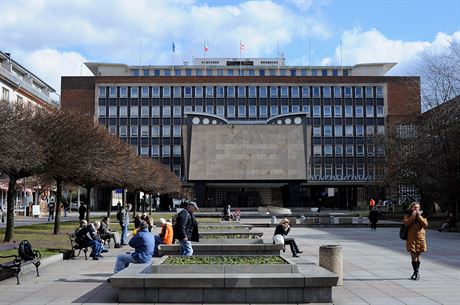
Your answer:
[99,85,384,99]
[108,125,182,138]
[134,145,182,157]
[98,105,384,119]
[312,125,385,137]
[313,144,384,156]
[311,164,375,178]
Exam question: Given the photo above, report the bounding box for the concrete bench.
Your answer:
[158,242,283,256]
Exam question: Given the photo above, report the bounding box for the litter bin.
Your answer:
[319,245,343,285]
[271,216,277,224]
[329,215,334,224]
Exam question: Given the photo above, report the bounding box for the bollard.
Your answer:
[271,216,277,224]
[319,245,343,285]
[329,215,334,224]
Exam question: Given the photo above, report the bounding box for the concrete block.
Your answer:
[145,288,159,302]
[152,264,224,274]
[145,274,225,288]
[225,273,304,288]
[245,288,288,303]
[287,287,305,303]
[158,288,204,303]
[224,264,293,274]
[203,288,246,303]
[119,287,146,303]
[303,287,332,303]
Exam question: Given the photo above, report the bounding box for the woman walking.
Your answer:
[403,202,428,280]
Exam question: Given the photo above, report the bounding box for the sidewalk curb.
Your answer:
[20,252,65,275]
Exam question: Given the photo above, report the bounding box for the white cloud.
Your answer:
[324,28,460,75]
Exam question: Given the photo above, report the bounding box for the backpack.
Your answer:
[18,240,36,261]
[399,224,408,240]
[116,210,122,222]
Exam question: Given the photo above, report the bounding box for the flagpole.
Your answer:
[239,40,242,76]
[204,41,206,74]
[171,42,174,73]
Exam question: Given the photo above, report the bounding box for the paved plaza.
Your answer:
[0,223,459,305]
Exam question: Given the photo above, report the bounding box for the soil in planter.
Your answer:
[164,255,285,265]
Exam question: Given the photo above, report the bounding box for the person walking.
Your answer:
[111,220,155,275]
[78,203,86,221]
[403,201,428,280]
[47,196,55,221]
[274,218,302,257]
[173,201,199,256]
[368,206,379,230]
[117,203,130,246]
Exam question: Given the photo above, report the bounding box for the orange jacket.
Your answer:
[161,222,173,245]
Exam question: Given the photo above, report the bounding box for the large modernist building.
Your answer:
[61,57,420,209]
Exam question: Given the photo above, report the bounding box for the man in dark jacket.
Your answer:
[118,204,130,245]
[75,220,103,260]
[368,206,379,231]
[113,220,155,273]
[173,201,199,256]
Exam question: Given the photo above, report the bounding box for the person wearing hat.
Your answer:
[153,218,173,256]
[173,201,199,256]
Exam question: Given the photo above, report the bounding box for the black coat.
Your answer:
[274,224,290,237]
[368,209,379,223]
[173,209,199,242]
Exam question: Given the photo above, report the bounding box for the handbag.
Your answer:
[273,234,285,245]
[399,224,408,240]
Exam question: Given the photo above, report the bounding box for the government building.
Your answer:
[61,57,420,209]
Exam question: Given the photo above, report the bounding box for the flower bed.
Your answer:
[163,255,285,265]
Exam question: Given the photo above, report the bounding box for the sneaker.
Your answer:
[92,257,99,260]
[297,251,303,254]
[292,254,299,257]
[114,244,122,248]
[101,249,109,253]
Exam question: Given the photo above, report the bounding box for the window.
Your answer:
[313,145,322,156]
[366,125,375,136]
[206,69,212,76]
[130,106,138,118]
[302,86,310,97]
[195,106,203,113]
[108,126,116,135]
[357,165,365,177]
[163,87,171,98]
[335,165,343,177]
[140,146,149,156]
[173,86,181,98]
[280,86,288,98]
[312,86,320,98]
[324,125,332,137]
[313,106,321,117]
[332,69,338,76]
[323,87,331,98]
[186,69,192,76]
[301,69,307,76]
[140,126,149,137]
[323,106,332,117]
[206,106,214,114]
[259,69,265,76]
[173,145,181,157]
[163,106,171,117]
[344,87,352,98]
[120,87,128,98]
[141,106,149,117]
[173,106,181,117]
[345,125,353,137]
[196,69,203,76]
[248,86,257,98]
[162,145,170,157]
[238,86,246,98]
[184,87,192,98]
[119,126,127,137]
[346,145,353,156]
[302,105,310,116]
[216,86,224,98]
[335,145,343,156]
[119,106,127,117]
[335,125,343,137]
[259,86,267,98]
[217,69,224,76]
[280,105,289,114]
[216,106,224,116]
[98,106,106,117]
[130,126,138,137]
[367,144,375,156]
[311,69,318,76]
[355,87,362,98]
[227,86,235,97]
[376,86,384,98]
[184,106,192,113]
[355,106,364,117]
[131,69,139,76]
[151,126,160,137]
[325,164,333,176]
[205,86,213,98]
[377,125,385,134]
[270,86,278,98]
[152,87,160,97]
[152,106,160,117]
[356,145,364,156]
[270,106,278,116]
[334,106,342,117]
[367,165,375,178]
[292,105,300,113]
[141,86,149,98]
[356,125,364,137]
[376,106,384,117]
[259,106,268,117]
[365,86,373,97]
[291,87,299,98]
[249,106,257,118]
[162,126,171,137]
[227,69,234,76]
[175,70,181,76]
[238,106,246,117]
[324,145,333,156]
[154,69,160,76]
[334,87,341,98]
[345,106,353,117]
[109,86,117,98]
[314,165,321,176]
[313,126,321,137]
[366,106,374,117]
[195,86,203,98]
[346,165,354,176]
[173,125,181,137]
[290,69,297,76]
[152,145,160,157]
[322,69,328,76]
[99,87,106,98]
[227,106,236,118]
[131,87,139,98]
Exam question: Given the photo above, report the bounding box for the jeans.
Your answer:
[121,225,128,245]
[114,253,138,273]
[153,235,164,256]
[89,240,102,257]
[179,239,193,256]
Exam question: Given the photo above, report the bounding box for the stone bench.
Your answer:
[158,242,283,256]
[199,230,263,238]
[110,255,339,303]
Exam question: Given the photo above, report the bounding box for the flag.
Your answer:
[172,42,175,53]
[240,41,245,54]
[204,42,208,52]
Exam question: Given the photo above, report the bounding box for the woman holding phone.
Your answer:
[403,202,428,280]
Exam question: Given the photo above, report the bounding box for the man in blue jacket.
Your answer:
[113,220,155,273]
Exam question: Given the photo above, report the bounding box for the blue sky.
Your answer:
[0,0,459,94]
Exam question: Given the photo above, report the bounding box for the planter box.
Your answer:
[158,243,283,256]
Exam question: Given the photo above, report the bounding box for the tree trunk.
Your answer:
[86,186,92,222]
[4,176,17,242]
[53,178,63,234]
[133,190,139,219]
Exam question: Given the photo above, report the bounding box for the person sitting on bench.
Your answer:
[75,220,104,260]
[99,217,122,248]
[274,218,302,257]
[222,205,233,221]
